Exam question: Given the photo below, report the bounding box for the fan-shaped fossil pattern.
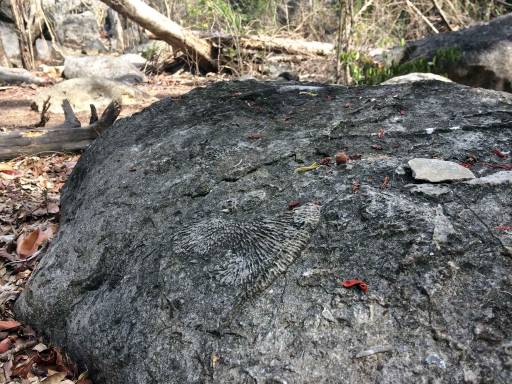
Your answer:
[172,203,321,299]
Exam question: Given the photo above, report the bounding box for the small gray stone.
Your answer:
[408,158,475,182]
[35,39,63,63]
[0,21,20,65]
[466,171,512,186]
[119,53,147,69]
[64,55,145,83]
[32,77,156,113]
[381,72,452,85]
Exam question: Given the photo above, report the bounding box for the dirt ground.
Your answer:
[0,73,225,131]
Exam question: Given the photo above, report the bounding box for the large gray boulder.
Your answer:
[0,21,21,66]
[16,80,512,383]
[63,55,146,83]
[390,14,512,91]
[32,77,156,113]
[43,0,107,54]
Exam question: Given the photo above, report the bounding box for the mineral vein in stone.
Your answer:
[173,203,321,298]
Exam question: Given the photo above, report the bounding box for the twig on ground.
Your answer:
[34,96,51,128]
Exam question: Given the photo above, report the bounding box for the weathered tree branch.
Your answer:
[0,100,121,160]
[99,0,216,72]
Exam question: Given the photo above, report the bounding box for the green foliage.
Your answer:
[141,43,161,61]
[340,47,463,85]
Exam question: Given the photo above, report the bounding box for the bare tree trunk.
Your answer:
[99,0,216,72]
[10,0,44,70]
[108,8,125,52]
[0,37,10,68]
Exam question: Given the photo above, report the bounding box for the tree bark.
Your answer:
[99,0,216,72]
[0,101,121,160]
[0,37,10,68]
[9,0,44,70]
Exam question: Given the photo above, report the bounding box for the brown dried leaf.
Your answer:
[42,371,67,384]
[16,228,51,259]
[0,337,11,353]
[12,354,38,379]
[0,320,21,331]
[76,372,93,384]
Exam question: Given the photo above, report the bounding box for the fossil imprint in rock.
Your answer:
[171,203,321,300]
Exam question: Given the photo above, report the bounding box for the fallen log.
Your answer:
[149,31,335,57]
[99,0,216,72]
[236,35,334,56]
[0,100,121,160]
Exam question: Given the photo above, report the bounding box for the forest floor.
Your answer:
[0,73,225,384]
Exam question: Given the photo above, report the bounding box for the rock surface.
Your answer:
[16,80,512,384]
[467,171,512,186]
[408,158,475,182]
[392,14,512,91]
[32,77,155,113]
[0,21,21,66]
[35,39,63,64]
[381,72,452,85]
[63,56,146,83]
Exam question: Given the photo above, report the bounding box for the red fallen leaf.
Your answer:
[371,144,383,150]
[459,162,473,168]
[16,227,53,259]
[0,320,21,330]
[247,132,263,140]
[319,157,332,166]
[335,151,349,164]
[0,337,11,353]
[496,226,512,231]
[483,163,512,170]
[493,149,508,159]
[288,200,302,210]
[0,169,16,175]
[399,110,406,116]
[340,279,368,293]
[377,128,385,139]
